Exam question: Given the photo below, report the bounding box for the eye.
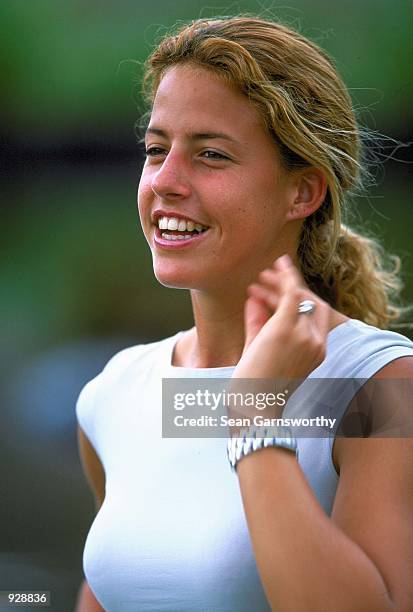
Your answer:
[201,150,229,160]
[145,147,166,157]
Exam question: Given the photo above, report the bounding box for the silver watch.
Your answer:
[227,425,298,472]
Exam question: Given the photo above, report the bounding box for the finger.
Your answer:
[248,282,280,311]
[259,265,304,294]
[254,265,304,315]
[270,271,307,318]
[244,295,272,349]
[272,254,306,287]
[268,256,331,353]
[255,255,303,291]
[272,253,293,270]
[298,297,331,344]
[272,285,312,329]
[294,297,332,367]
[258,268,281,288]
[253,258,308,320]
[279,290,331,351]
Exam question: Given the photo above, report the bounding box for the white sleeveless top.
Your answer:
[76,319,413,611]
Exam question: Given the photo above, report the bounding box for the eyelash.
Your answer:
[145,147,229,161]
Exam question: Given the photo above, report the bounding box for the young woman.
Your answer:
[75,16,413,611]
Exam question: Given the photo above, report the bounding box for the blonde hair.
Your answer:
[141,16,407,329]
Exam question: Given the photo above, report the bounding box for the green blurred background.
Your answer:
[1,1,412,610]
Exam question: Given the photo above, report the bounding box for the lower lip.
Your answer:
[153,226,210,250]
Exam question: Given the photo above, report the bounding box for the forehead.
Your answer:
[149,63,266,138]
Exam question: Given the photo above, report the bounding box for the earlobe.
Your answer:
[286,169,327,221]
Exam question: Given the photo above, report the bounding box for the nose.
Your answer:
[151,151,191,200]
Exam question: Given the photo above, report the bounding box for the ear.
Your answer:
[286,168,328,221]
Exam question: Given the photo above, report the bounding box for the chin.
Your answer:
[153,265,198,290]
[152,258,230,292]
[156,278,192,290]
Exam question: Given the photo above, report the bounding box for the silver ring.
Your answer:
[298,299,316,315]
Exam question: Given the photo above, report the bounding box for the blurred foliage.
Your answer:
[1,0,413,136]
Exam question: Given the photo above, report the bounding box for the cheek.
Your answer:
[137,178,152,216]
[136,192,153,242]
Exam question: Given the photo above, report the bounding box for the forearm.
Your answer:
[75,579,104,612]
[237,448,395,612]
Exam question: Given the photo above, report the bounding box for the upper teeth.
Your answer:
[157,216,207,232]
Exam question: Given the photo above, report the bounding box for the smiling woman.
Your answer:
[75,15,413,612]
[138,63,300,293]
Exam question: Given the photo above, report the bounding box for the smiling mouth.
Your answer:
[154,215,209,237]
[156,227,208,241]
[154,225,209,245]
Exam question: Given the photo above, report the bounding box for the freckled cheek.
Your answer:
[136,207,152,242]
[209,177,249,212]
[137,182,153,223]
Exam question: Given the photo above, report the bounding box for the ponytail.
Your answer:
[299,217,406,329]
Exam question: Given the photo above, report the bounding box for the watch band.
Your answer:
[227,425,298,472]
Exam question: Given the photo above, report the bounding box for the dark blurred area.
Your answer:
[1,1,412,610]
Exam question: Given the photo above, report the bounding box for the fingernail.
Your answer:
[276,254,292,269]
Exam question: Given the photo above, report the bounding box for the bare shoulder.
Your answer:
[331,356,413,610]
[77,425,106,511]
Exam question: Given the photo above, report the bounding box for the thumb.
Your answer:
[243,295,272,351]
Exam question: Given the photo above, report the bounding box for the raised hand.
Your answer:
[233,254,332,381]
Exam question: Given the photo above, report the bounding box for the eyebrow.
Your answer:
[145,127,239,145]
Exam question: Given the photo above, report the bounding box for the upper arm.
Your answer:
[77,425,106,511]
[331,357,413,611]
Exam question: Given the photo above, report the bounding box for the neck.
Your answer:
[172,286,350,369]
[175,287,248,368]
